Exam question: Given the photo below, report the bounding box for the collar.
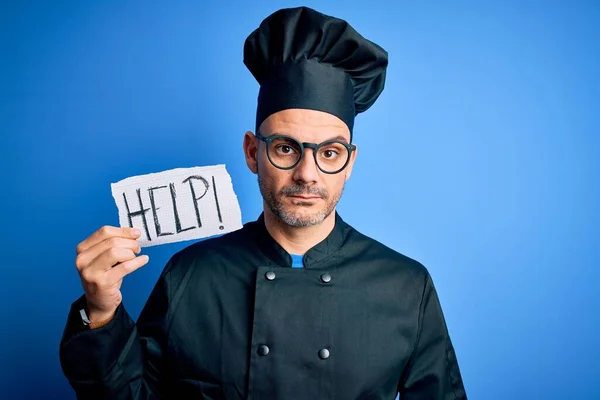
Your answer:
[250,211,350,269]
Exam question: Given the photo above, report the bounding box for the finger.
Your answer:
[76,225,142,254]
[86,247,138,273]
[76,237,142,271]
[107,255,150,282]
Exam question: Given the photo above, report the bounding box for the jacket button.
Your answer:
[258,345,270,356]
[318,348,330,359]
[265,271,276,281]
[320,273,331,283]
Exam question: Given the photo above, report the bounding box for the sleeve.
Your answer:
[397,272,467,400]
[59,261,174,400]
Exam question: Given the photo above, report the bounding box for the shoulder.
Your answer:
[344,221,430,281]
[160,220,255,279]
[179,223,251,259]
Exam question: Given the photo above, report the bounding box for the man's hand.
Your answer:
[75,226,149,323]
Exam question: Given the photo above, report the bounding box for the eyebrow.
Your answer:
[264,132,350,143]
[329,135,350,142]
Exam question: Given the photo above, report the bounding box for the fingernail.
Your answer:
[132,228,141,236]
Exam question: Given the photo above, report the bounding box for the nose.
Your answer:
[292,147,320,184]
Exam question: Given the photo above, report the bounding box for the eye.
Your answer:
[319,148,340,159]
[275,144,298,155]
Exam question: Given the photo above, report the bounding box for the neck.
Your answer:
[263,206,336,255]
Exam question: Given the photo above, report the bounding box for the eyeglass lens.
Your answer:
[267,137,349,173]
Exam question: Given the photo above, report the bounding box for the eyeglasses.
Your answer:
[255,133,356,174]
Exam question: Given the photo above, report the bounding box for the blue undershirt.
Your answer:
[290,254,304,268]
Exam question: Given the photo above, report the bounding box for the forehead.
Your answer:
[260,109,351,142]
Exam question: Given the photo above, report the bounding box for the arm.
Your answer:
[398,273,467,399]
[59,261,172,400]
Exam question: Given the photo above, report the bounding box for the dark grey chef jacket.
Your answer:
[60,212,467,399]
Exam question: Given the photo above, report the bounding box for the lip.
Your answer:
[289,195,321,200]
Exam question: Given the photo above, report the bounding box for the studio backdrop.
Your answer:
[1,1,599,399]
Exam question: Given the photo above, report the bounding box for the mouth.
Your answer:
[288,195,321,200]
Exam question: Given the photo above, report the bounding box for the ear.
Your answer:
[344,144,358,182]
[243,131,259,174]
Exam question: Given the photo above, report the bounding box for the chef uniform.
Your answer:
[60,6,467,400]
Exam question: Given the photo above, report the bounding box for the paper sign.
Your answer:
[111,165,242,247]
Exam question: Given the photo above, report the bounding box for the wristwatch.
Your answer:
[79,308,115,329]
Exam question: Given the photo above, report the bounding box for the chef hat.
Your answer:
[243,6,388,138]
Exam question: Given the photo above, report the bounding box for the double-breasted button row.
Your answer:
[257,345,330,360]
[264,271,332,283]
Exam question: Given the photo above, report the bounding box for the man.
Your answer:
[60,6,466,399]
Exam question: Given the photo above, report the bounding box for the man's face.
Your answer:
[244,109,357,227]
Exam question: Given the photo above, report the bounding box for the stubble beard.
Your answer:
[258,173,344,227]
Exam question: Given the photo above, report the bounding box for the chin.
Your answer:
[277,206,331,227]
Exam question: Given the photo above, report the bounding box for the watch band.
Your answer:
[79,307,115,329]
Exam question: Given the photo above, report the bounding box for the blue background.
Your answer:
[1,1,599,399]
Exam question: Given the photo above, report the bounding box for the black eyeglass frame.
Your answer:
[255,133,357,175]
